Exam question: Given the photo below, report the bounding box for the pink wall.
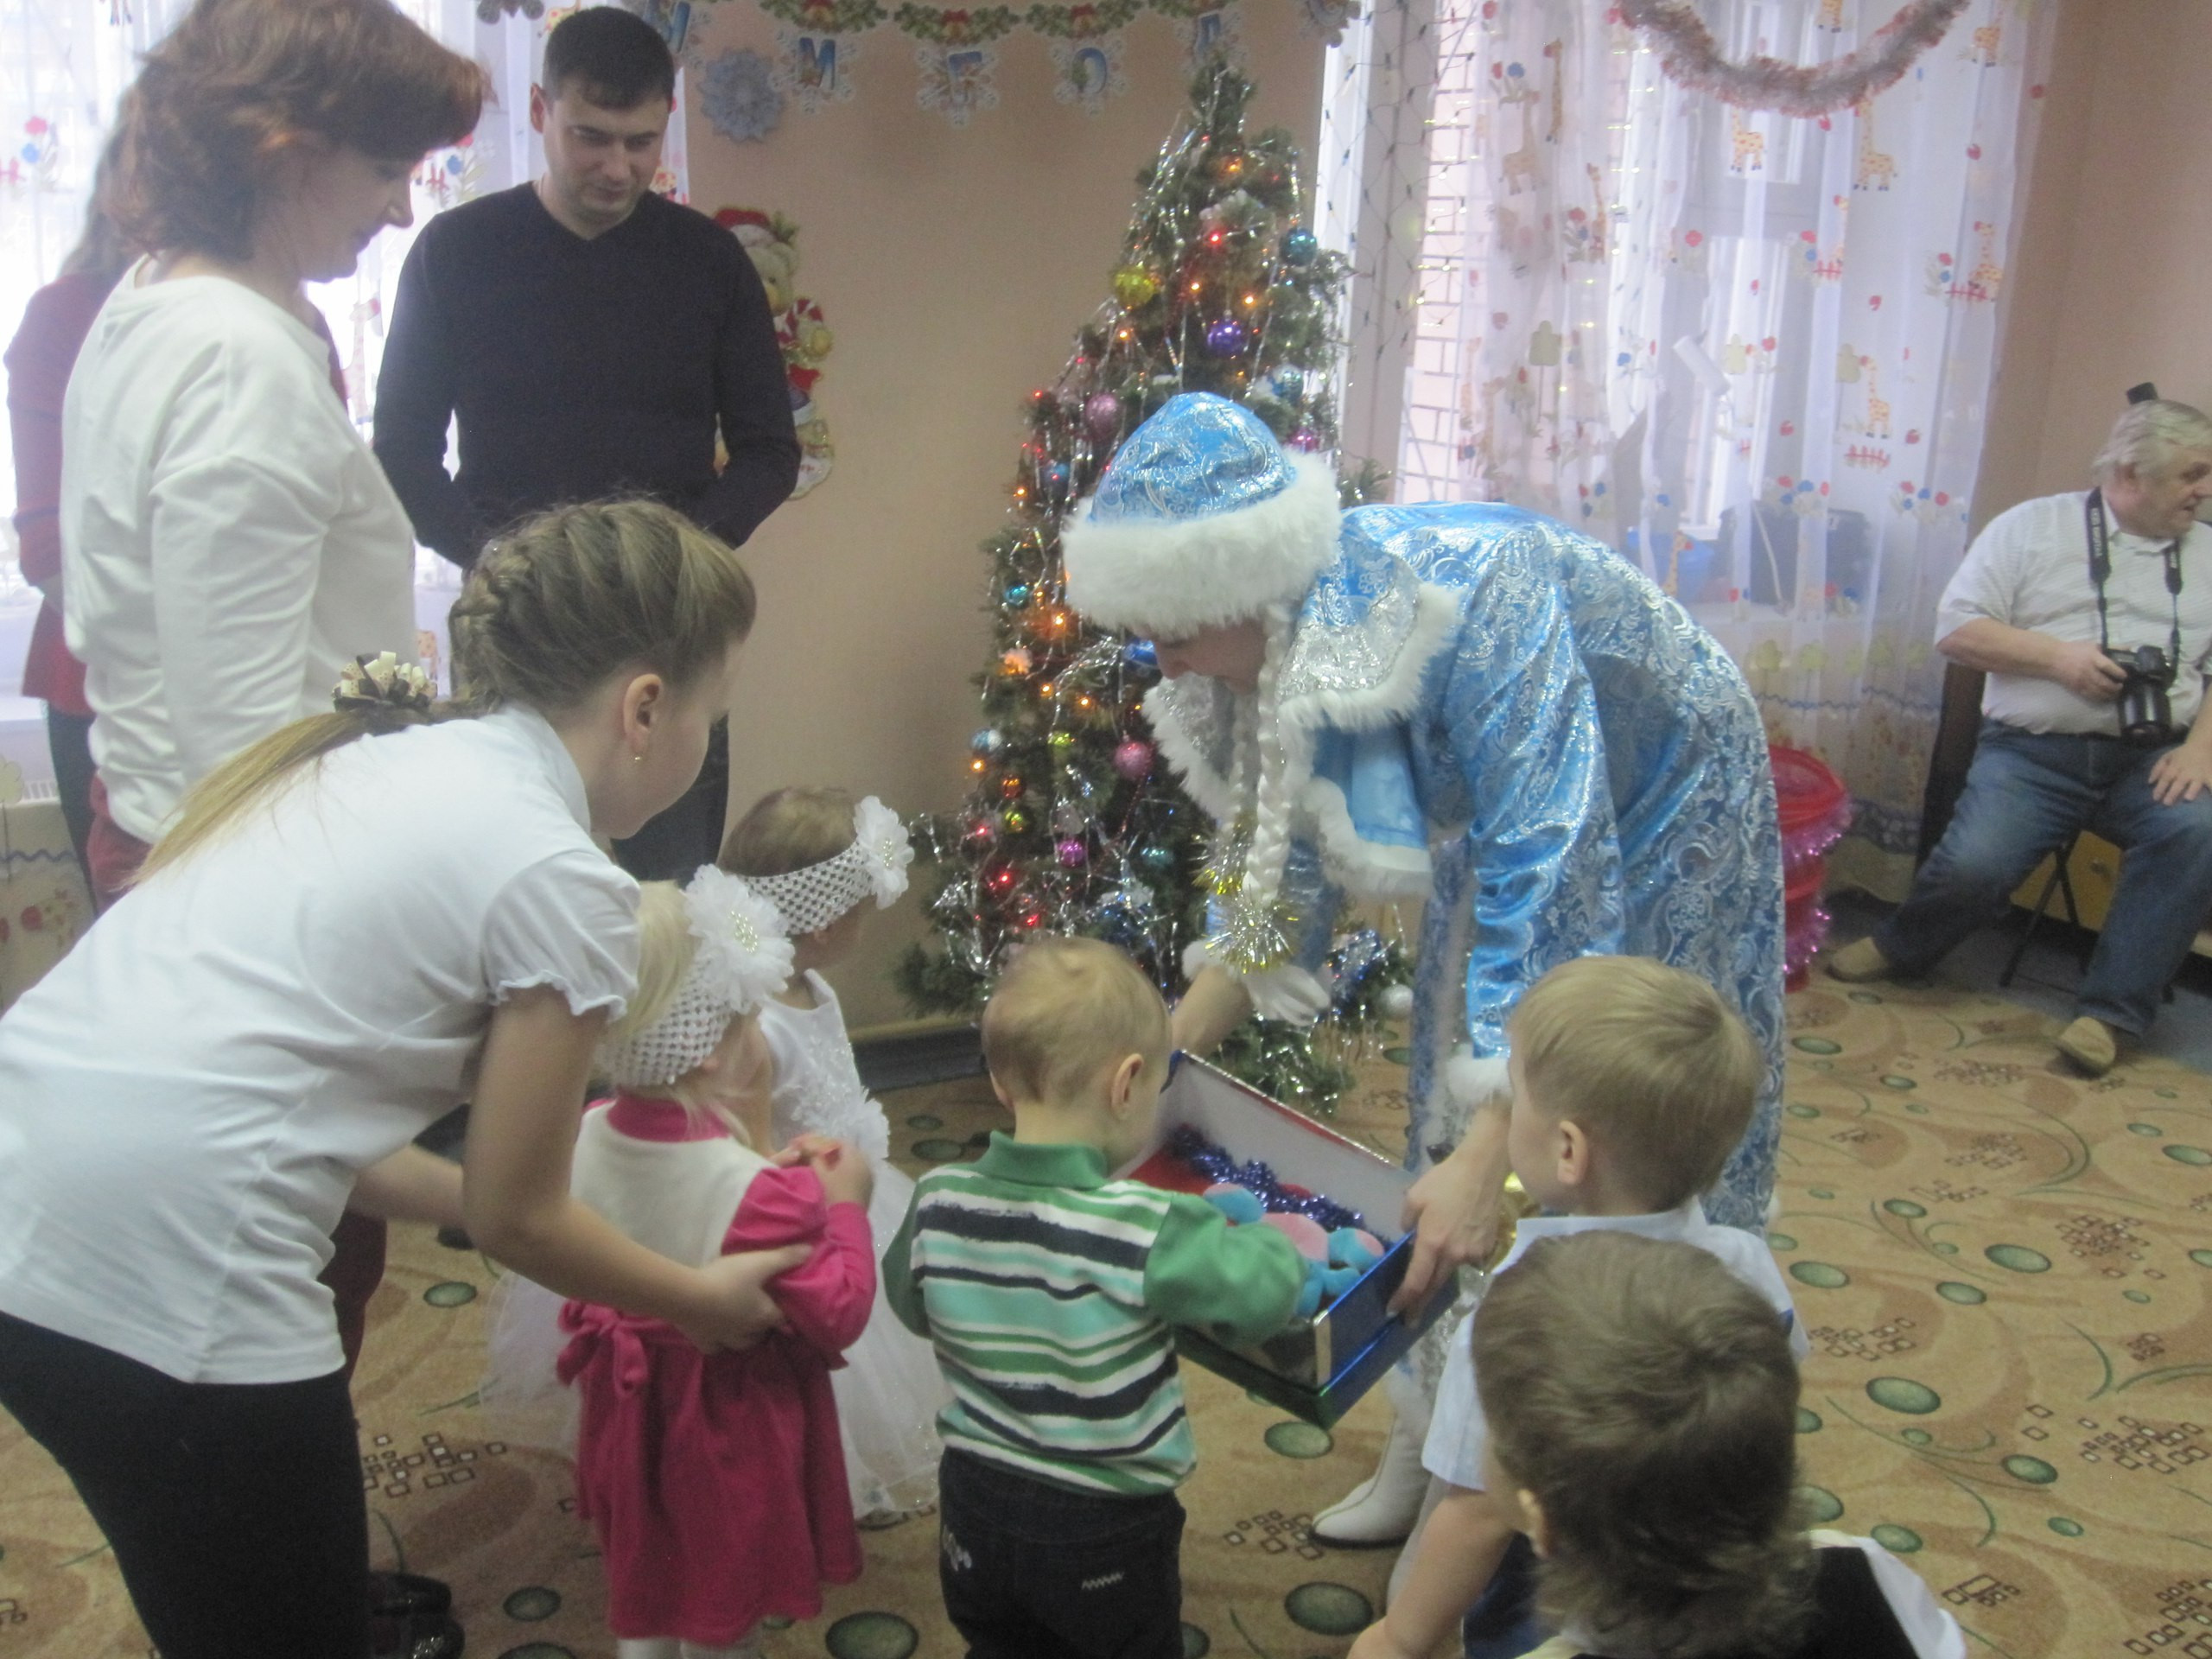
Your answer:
[682,21,1325,1027]
[1977,0,2212,526]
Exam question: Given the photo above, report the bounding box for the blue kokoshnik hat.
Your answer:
[1063,392,1342,638]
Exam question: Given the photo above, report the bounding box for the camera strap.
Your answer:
[2084,486,2183,668]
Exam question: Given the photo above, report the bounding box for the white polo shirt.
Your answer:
[1421,1202,1807,1491]
[1934,491,2212,736]
[60,261,419,843]
[0,706,638,1384]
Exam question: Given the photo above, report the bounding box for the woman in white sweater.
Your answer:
[0,499,795,1659]
[63,0,483,900]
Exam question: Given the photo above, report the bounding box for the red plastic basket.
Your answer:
[1770,746,1852,989]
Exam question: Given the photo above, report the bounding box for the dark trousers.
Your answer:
[44,707,94,887]
[1462,1532,1545,1658]
[612,717,729,881]
[0,1312,371,1658]
[937,1448,1186,1659]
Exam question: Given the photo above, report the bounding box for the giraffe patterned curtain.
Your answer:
[1366,0,2052,899]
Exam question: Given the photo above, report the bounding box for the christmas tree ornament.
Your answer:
[999,646,1033,675]
[1380,982,1415,1019]
[1112,739,1154,781]
[1055,837,1088,868]
[1001,805,1030,831]
[1084,391,1122,441]
[1046,730,1074,752]
[1051,802,1088,836]
[1205,316,1248,357]
[1004,582,1033,606]
[970,727,1006,756]
[1135,842,1176,875]
[1122,638,1158,671]
[1111,264,1161,308]
[1270,366,1306,402]
[1287,425,1323,452]
[1039,460,1071,496]
[1281,226,1319,266]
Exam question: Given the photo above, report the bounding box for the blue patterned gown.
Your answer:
[1147,501,1784,1233]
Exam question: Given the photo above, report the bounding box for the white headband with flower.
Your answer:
[748,796,914,936]
[597,868,795,1089]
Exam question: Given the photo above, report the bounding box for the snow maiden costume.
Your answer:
[747,798,950,1515]
[1062,393,1785,1536]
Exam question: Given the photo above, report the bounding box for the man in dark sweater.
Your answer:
[373,7,797,880]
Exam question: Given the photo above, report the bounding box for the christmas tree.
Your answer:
[899,61,1400,1109]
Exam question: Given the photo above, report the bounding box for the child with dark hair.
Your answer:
[1465,1232,1962,1659]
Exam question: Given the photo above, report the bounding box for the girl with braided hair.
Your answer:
[0,499,791,1659]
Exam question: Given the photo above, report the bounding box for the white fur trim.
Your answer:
[1181,938,1215,981]
[1445,1048,1512,1109]
[1143,578,1462,905]
[1298,774,1434,899]
[1142,684,1236,818]
[1064,455,1344,636]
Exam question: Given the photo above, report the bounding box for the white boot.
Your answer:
[1312,1370,1434,1547]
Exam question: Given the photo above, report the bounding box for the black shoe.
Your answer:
[371,1611,465,1659]
[369,1571,453,1620]
[435,1225,474,1251]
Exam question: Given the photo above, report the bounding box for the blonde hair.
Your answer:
[596,882,752,1141]
[141,499,754,881]
[1473,1232,1813,1657]
[720,786,857,880]
[982,936,1169,1107]
[1509,956,1759,1212]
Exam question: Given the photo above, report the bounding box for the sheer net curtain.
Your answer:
[1325,0,2053,897]
[0,0,687,779]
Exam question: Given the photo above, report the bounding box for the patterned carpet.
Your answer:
[2,976,2209,1658]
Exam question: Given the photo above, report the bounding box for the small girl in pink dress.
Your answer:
[556,868,875,1659]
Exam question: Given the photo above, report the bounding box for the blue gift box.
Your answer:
[1117,1056,1459,1427]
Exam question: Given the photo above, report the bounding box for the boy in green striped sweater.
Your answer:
[884,937,1307,1659]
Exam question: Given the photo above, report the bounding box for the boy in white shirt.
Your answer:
[1350,956,1806,1659]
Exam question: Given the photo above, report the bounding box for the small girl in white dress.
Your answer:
[720,787,950,1516]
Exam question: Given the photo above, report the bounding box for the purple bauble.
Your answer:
[1084,392,1122,442]
[1055,837,1089,868]
[1112,739,1154,781]
[1287,425,1324,453]
[1205,316,1248,358]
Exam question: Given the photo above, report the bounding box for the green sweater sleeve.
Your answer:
[880,1181,931,1340]
[1142,1192,1306,1348]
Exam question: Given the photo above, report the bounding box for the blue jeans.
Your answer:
[937,1448,1186,1659]
[1876,721,2212,1033]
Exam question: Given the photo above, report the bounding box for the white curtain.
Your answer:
[1344,0,2052,897]
[0,0,687,742]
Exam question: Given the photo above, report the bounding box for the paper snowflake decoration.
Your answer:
[774,27,862,111]
[1048,36,1128,114]
[701,48,785,143]
[914,43,998,126]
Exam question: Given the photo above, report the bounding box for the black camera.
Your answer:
[2106,644,2177,747]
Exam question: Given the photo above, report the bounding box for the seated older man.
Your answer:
[1828,400,2212,1075]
